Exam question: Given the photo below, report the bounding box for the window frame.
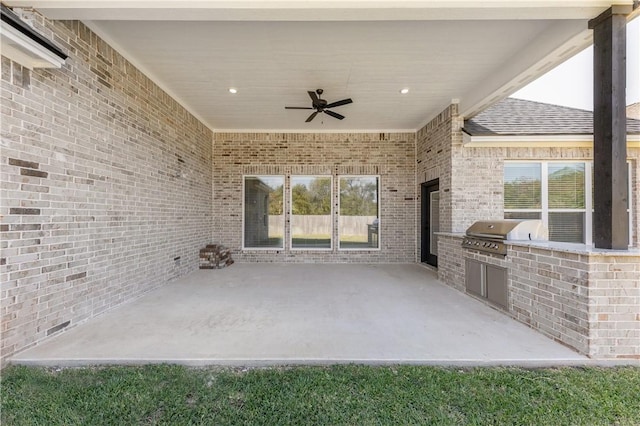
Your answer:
[504,160,632,246]
[289,175,333,251]
[242,175,285,250]
[337,175,381,251]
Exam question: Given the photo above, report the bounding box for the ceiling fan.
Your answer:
[285,89,353,122]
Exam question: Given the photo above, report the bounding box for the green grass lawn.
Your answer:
[2,365,639,425]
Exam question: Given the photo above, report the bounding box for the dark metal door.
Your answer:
[421,179,439,267]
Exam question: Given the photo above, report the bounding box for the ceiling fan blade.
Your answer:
[325,98,353,109]
[305,111,319,122]
[324,110,344,120]
[285,106,314,109]
[308,91,319,104]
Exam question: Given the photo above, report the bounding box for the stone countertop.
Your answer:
[508,240,640,256]
[435,232,640,256]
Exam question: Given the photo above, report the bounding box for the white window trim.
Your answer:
[540,162,549,224]
[585,161,593,245]
[242,175,285,251]
[629,161,633,246]
[290,175,333,251]
[337,175,381,251]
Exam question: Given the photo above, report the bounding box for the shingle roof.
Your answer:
[463,98,640,136]
[628,102,640,120]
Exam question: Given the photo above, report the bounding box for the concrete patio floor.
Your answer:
[11,263,592,367]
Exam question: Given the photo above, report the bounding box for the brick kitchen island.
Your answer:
[438,233,640,359]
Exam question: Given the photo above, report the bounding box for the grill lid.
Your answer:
[465,219,548,241]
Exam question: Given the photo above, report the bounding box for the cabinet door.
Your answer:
[465,259,483,297]
[486,265,508,310]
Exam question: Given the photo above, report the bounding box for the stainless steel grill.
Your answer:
[462,219,548,256]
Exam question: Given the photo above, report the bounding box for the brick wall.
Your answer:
[510,245,640,358]
[587,254,640,358]
[438,236,640,358]
[436,234,465,292]
[509,245,591,354]
[212,132,416,263]
[415,104,455,262]
[1,18,213,364]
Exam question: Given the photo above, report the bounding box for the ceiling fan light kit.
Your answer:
[285,89,353,123]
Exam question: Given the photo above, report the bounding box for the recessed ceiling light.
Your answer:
[229,88,238,94]
[400,88,409,94]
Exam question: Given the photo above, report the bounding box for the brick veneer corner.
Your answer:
[587,254,640,358]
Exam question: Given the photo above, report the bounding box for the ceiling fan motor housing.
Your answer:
[284,88,352,122]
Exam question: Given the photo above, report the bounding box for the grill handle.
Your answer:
[465,233,505,240]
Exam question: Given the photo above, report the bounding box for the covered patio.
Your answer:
[1,1,638,366]
[12,264,588,367]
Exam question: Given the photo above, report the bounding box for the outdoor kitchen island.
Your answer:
[436,233,640,359]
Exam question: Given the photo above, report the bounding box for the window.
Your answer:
[243,176,284,249]
[339,176,380,249]
[243,174,383,251]
[505,162,585,243]
[547,163,586,243]
[291,176,332,249]
[504,162,632,245]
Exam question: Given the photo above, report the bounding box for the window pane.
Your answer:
[339,176,379,249]
[291,176,332,249]
[548,163,585,208]
[504,163,541,209]
[549,212,584,243]
[244,176,284,248]
[504,212,541,220]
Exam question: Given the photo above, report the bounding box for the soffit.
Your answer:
[4,1,632,132]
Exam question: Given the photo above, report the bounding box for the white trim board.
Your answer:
[463,133,640,147]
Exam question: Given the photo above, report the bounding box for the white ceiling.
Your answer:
[7,1,634,132]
